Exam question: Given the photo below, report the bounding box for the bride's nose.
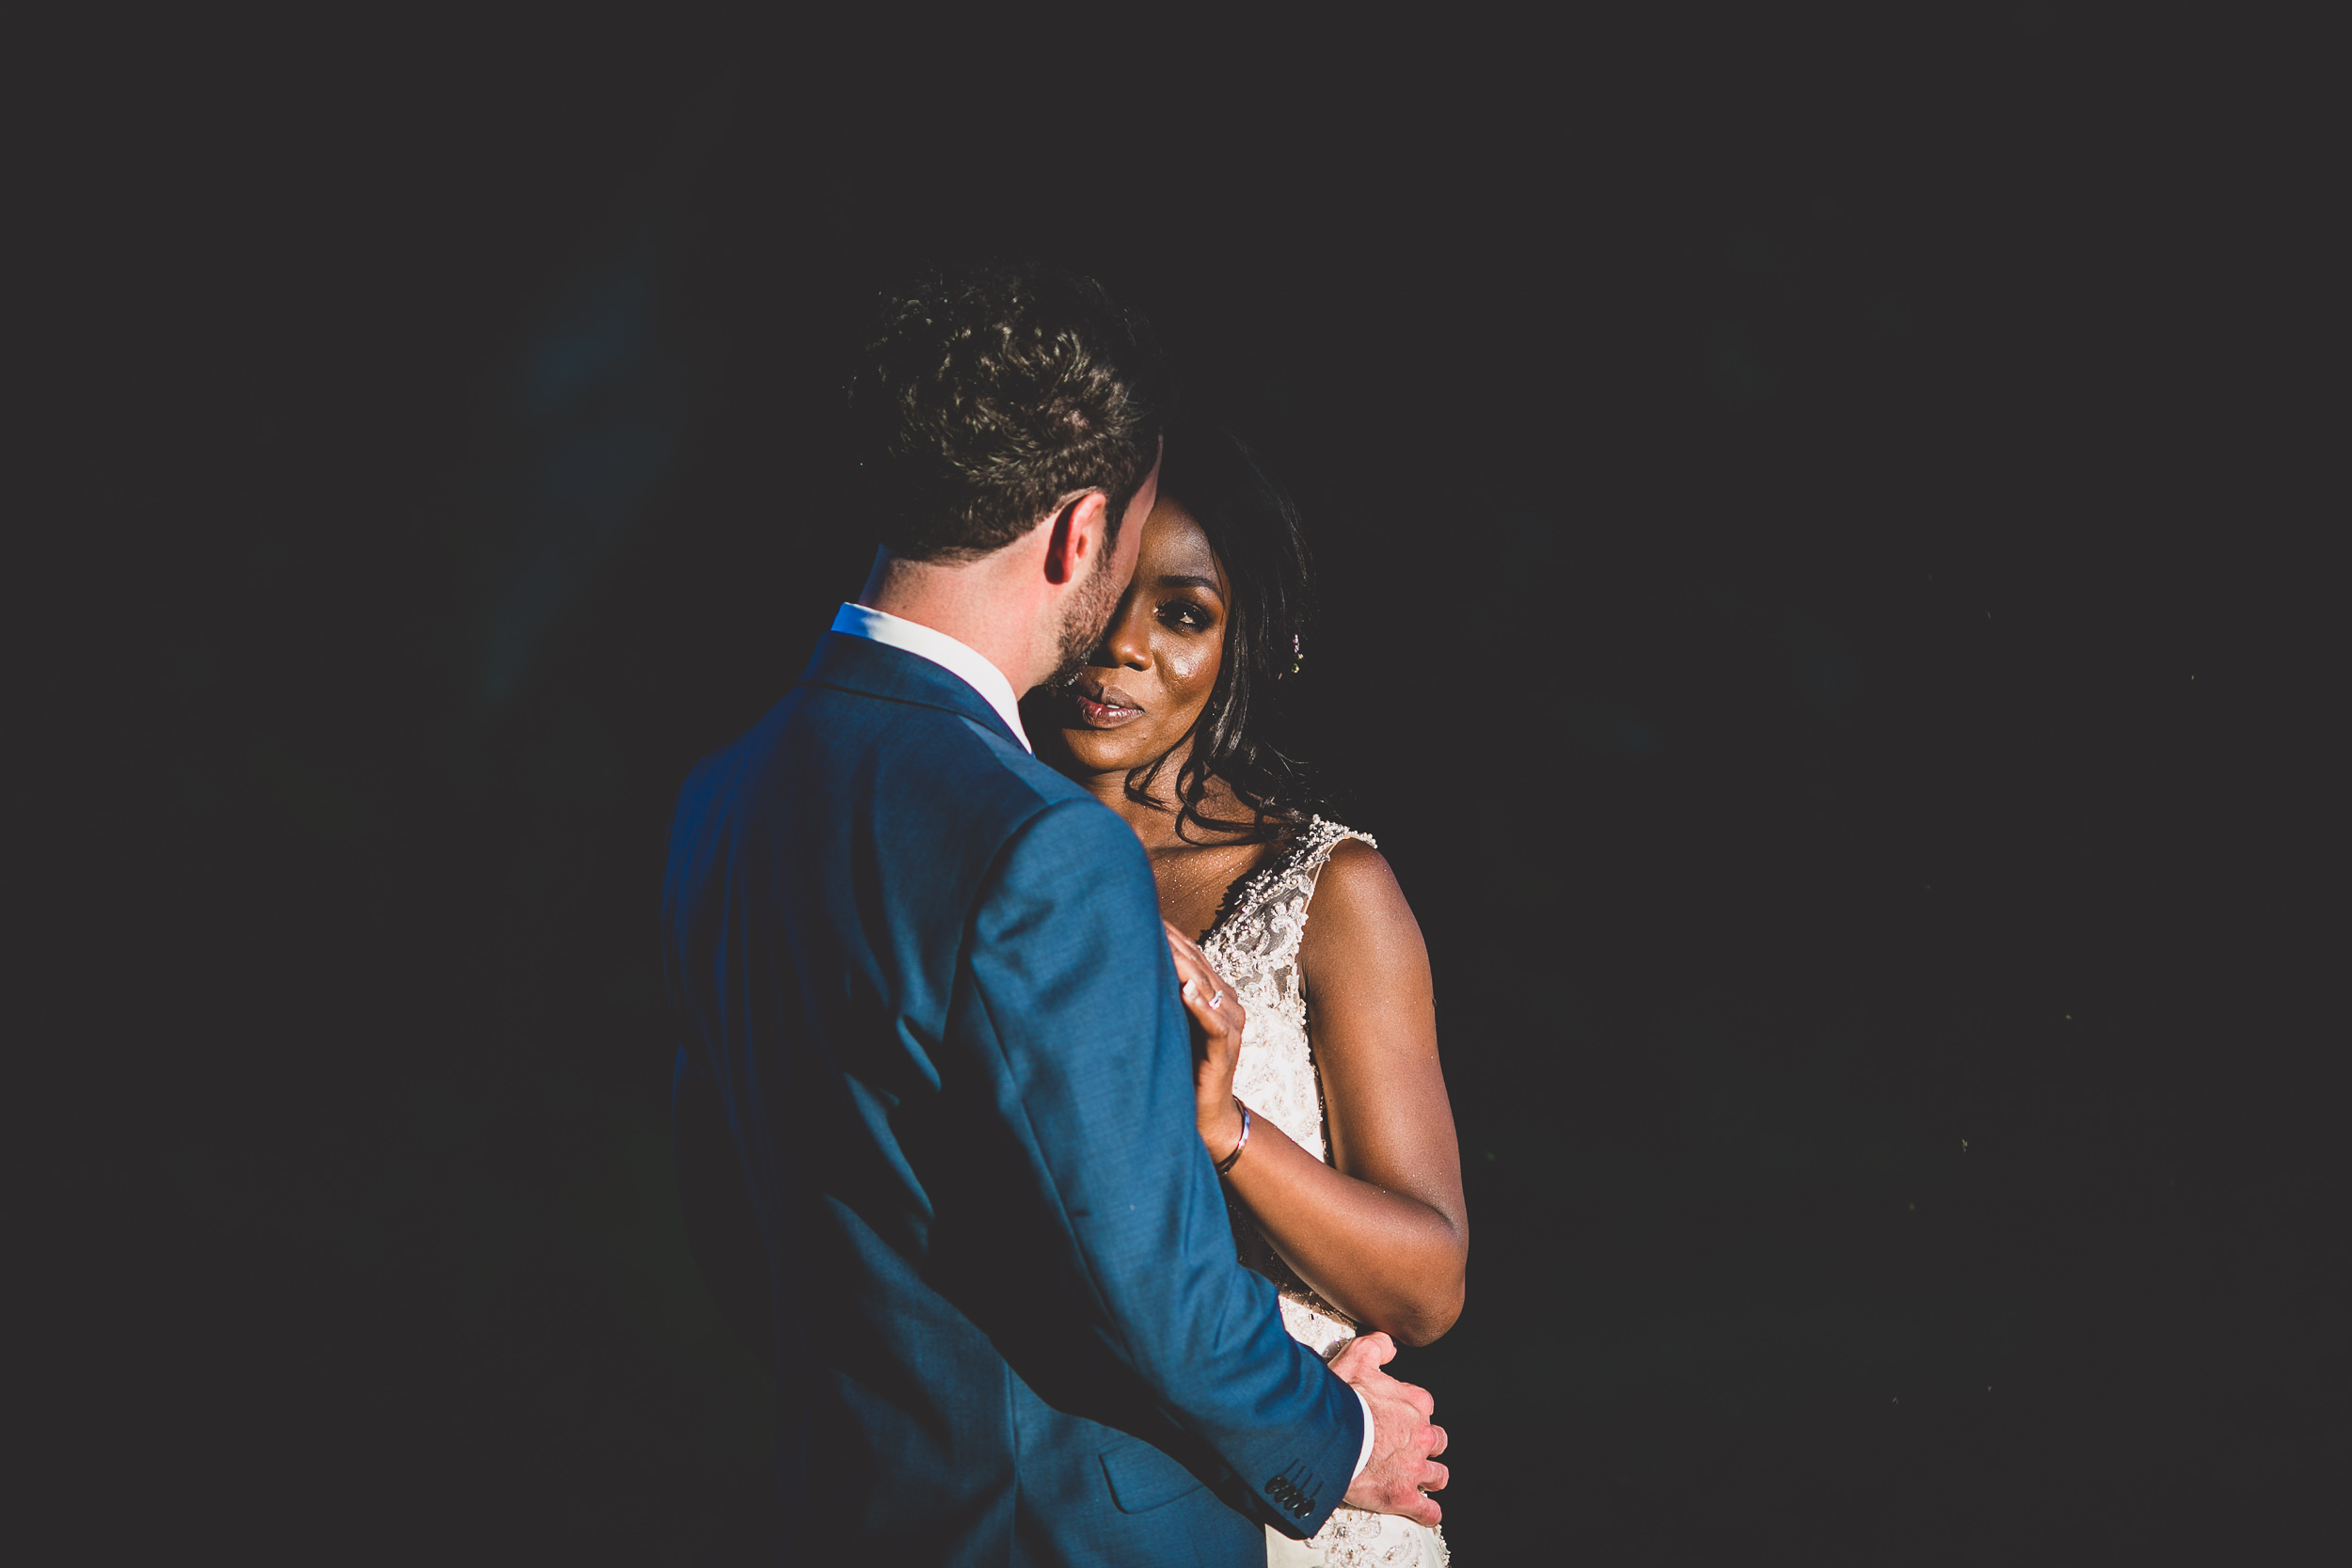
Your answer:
[1098,607,1151,670]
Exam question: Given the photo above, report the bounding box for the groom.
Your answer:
[663,263,1447,1564]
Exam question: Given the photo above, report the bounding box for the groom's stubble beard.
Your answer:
[1043,531,1128,692]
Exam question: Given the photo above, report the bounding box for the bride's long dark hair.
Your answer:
[1126,420,1319,841]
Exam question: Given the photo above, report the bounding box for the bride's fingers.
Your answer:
[1171,949,1220,1006]
[1168,944,1239,1025]
[1177,976,1216,1017]
[1163,926,1229,989]
[1163,922,1207,969]
[1164,929,1205,980]
[1179,980,1241,1046]
[1168,947,1220,1003]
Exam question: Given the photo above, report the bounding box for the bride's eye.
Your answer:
[1156,600,1212,632]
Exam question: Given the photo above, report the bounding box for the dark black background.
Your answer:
[35,8,2341,1562]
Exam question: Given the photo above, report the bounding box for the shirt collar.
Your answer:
[828,602,1032,752]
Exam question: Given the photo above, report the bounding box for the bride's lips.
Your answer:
[1069,681,1144,729]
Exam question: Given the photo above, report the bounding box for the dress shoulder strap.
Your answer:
[1200,817,1376,1018]
[1216,816,1375,934]
[1295,814,1377,868]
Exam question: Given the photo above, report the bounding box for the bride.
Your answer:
[1027,422,1467,1566]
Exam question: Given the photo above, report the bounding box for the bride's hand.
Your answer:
[1164,922,1248,1163]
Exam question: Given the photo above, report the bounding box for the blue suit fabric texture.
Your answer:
[664,631,1363,1565]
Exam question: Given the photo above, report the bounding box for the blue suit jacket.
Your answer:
[663,631,1363,1565]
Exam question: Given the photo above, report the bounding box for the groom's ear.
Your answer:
[1042,492,1111,586]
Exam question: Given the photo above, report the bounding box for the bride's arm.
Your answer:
[1207,841,1468,1346]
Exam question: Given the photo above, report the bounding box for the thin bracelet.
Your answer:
[1216,1098,1252,1176]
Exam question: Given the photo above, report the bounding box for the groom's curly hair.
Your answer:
[847,262,1169,562]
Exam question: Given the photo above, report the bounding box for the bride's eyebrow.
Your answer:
[1154,574,1219,592]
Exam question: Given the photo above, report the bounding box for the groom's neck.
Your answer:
[857,545,1054,695]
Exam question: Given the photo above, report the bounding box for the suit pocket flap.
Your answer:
[1098,1443,1207,1514]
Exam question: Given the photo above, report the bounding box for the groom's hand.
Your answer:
[1331,1332,1448,1526]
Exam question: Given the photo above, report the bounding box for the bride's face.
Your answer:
[1041,494,1230,778]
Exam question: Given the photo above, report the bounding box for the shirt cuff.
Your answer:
[1351,1386,1376,1481]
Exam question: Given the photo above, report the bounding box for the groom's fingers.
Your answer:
[1425,1423,1447,1459]
[1391,1482,1442,1528]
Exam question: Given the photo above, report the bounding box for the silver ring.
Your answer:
[1209,990,1225,1009]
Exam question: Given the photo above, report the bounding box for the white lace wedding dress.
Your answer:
[1201,817,1452,1568]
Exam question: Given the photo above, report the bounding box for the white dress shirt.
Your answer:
[831,602,1379,1487]
[830,601,1031,752]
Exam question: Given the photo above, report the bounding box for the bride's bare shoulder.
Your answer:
[1303,837,1429,974]
[1314,834,1392,895]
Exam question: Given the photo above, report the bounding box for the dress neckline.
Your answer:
[1199,816,1369,955]
[1197,819,1316,950]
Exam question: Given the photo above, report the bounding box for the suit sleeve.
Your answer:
[672,1044,773,1377]
[964,799,1364,1538]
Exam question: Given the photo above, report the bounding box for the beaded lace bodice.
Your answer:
[1201,816,1371,1356]
[1201,817,1451,1567]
